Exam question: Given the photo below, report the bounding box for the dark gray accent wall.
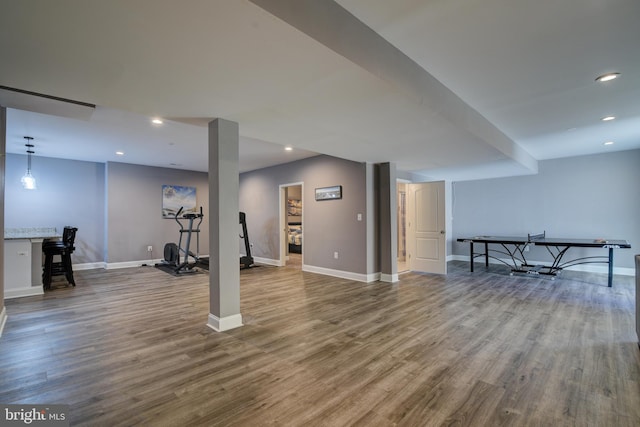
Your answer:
[240,155,368,274]
[106,162,209,264]
[5,153,105,264]
[377,162,397,277]
[452,149,640,268]
[366,163,379,274]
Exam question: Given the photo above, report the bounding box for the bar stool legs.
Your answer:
[42,249,75,290]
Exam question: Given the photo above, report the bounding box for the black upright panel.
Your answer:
[239,212,254,269]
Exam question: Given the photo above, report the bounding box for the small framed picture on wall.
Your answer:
[315,185,342,201]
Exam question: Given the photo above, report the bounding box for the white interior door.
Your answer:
[407,181,446,274]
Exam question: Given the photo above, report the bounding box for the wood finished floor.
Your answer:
[0,262,638,426]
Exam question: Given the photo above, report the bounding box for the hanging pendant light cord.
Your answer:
[27,147,33,172]
[22,136,37,190]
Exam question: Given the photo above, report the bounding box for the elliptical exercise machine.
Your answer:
[157,206,204,274]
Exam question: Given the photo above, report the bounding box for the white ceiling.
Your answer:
[1,0,638,180]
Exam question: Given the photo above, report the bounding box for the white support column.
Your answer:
[206,118,243,332]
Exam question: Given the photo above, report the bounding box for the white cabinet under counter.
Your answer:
[4,227,61,299]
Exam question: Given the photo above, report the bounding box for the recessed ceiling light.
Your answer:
[595,72,620,82]
[151,118,163,125]
[603,141,614,146]
[601,116,616,121]
[285,146,293,151]
[116,151,124,156]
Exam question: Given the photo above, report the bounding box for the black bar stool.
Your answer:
[42,226,78,290]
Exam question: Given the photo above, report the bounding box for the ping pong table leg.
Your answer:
[608,248,613,287]
[469,241,474,272]
[485,242,489,267]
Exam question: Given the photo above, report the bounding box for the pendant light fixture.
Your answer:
[21,136,37,190]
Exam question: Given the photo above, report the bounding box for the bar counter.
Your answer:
[4,227,61,298]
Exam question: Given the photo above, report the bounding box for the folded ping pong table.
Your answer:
[457,232,631,287]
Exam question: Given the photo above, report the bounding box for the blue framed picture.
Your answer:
[162,185,196,218]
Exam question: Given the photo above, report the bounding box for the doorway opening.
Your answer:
[280,182,303,268]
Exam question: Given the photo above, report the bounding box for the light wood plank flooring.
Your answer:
[1,262,638,426]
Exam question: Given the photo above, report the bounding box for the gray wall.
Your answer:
[8,148,634,275]
[452,149,640,269]
[106,162,209,263]
[4,155,210,266]
[240,155,368,274]
[5,153,105,264]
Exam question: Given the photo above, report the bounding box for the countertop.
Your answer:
[4,227,61,240]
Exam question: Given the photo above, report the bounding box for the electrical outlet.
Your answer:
[147,245,153,252]
[334,251,339,259]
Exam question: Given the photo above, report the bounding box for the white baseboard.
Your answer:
[90,257,280,270]
[104,259,160,270]
[0,306,6,338]
[4,286,44,299]
[302,264,375,283]
[367,272,382,282]
[449,255,634,276]
[207,313,243,332]
[75,262,108,270]
[379,273,399,283]
[253,256,282,267]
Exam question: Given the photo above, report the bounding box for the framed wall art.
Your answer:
[315,185,342,201]
[162,185,197,218]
